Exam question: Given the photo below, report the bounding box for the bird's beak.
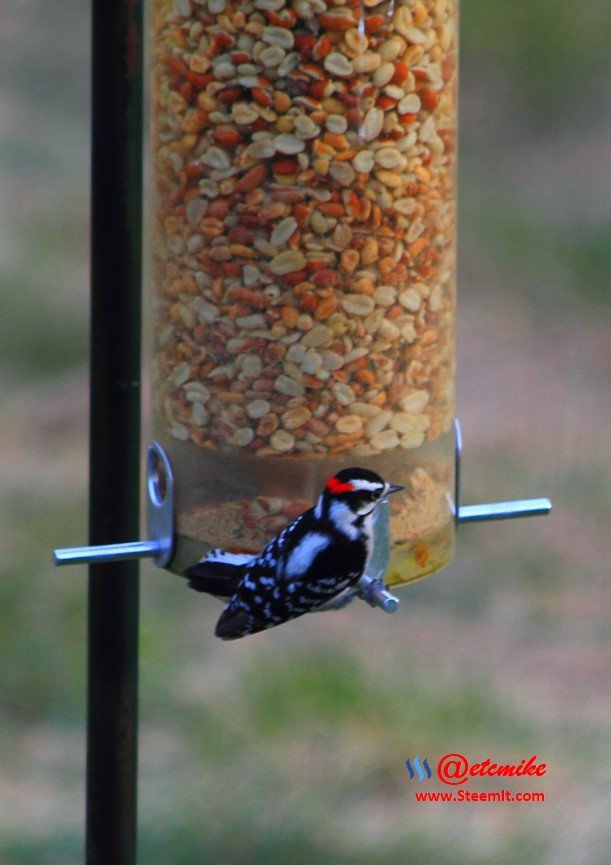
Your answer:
[386,483,404,496]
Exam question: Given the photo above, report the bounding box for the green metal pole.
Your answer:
[87,0,143,862]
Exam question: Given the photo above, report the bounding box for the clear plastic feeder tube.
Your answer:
[150,0,458,585]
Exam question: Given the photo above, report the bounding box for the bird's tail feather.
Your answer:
[185,548,252,598]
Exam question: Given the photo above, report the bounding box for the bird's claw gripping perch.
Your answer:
[313,575,399,614]
[356,575,400,613]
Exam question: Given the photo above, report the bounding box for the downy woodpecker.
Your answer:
[186,467,403,640]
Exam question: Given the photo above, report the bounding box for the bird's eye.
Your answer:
[371,490,382,500]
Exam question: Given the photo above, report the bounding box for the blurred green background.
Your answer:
[1,1,610,863]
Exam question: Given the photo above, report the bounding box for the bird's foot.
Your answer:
[355,576,400,613]
[311,576,400,614]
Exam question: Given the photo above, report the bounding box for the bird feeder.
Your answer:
[148,0,459,586]
[57,0,550,595]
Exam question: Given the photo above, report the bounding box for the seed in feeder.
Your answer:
[403,26,427,45]
[247,139,276,159]
[271,217,298,247]
[379,36,405,62]
[191,402,209,427]
[370,429,399,451]
[286,343,307,364]
[389,412,421,435]
[400,321,417,341]
[300,349,321,374]
[186,198,207,224]
[326,114,348,134]
[274,375,305,397]
[373,285,397,306]
[379,319,401,340]
[352,150,375,174]
[170,422,189,441]
[274,134,305,154]
[324,53,354,78]
[301,324,333,348]
[262,26,295,49]
[342,294,375,316]
[362,107,384,141]
[393,7,414,38]
[399,288,422,311]
[360,237,379,266]
[256,413,280,437]
[243,264,260,286]
[340,249,360,273]
[399,391,430,413]
[293,115,320,139]
[171,362,191,387]
[331,224,352,249]
[283,361,304,382]
[365,410,392,439]
[186,235,204,254]
[213,62,236,81]
[320,350,344,371]
[375,169,402,188]
[375,147,403,169]
[351,402,382,418]
[331,382,356,406]
[260,46,285,68]
[269,250,306,275]
[398,93,422,115]
[247,399,271,419]
[311,210,330,235]
[236,313,266,329]
[232,103,259,125]
[374,62,395,87]
[351,52,381,73]
[400,430,426,449]
[231,428,255,448]
[296,313,314,332]
[184,382,211,404]
[344,28,368,54]
[329,161,355,186]
[270,429,295,452]
[282,406,311,430]
[420,115,436,142]
[240,354,263,380]
[335,415,363,435]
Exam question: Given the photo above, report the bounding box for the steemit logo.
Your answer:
[404,752,547,785]
[405,756,432,781]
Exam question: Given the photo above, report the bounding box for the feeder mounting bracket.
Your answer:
[453,419,551,525]
[53,441,174,568]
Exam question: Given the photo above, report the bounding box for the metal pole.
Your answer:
[87,0,143,862]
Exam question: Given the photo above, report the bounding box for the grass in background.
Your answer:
[1,212,89,381]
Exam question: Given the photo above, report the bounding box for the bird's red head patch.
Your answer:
[326,476,355,495]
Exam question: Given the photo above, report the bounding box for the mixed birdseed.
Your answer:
[151,0,457,460]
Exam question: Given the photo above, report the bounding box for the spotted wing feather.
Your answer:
[215,511,367,640]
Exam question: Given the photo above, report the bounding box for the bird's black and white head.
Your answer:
[314,467,403,539]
